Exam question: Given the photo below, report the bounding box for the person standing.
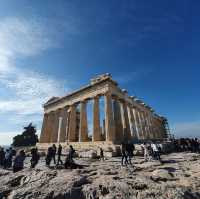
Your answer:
[30,148,40,168]
[0,147,5,167]
[141,143,150,162]
[57,144,63,165]
[13,150,26,173]
[46,147,54,166]
[68,145,75,163]
[121,142,128,166]
[99,148,104,161]
[65,145,75,169]
[151,142,160,160]
[126,142,135,165]
[52,144,57,165]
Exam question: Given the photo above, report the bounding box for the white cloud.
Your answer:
[0,17,55,57]
[0,17,67,138]
[0,70,65,115]
[172,121,200,138]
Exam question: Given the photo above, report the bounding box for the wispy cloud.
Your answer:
[0,17,67,137]
[172,121,200,138]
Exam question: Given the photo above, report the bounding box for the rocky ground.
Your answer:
[0,152,200,199]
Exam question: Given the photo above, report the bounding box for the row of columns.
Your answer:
[40,93,166,143]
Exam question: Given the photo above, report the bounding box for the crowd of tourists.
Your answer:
[172,138,200,153]
[0,138,199,173]
[121,141,162,166]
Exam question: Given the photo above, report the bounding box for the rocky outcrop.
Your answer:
[0,152,200,199]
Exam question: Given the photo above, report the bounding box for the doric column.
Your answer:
[79,101,89,142]
[65,108,71,142]
[40,113,48,143]
[59,107,68,142]
[120,100,131,140]
[57,116,63,143]
[51,110,60,143]
[146,113,153,139]
[137,110,145,139]
[104,93,115,142]
[141,111,148,139]
[93,96,101,141]
[113,98,123,142]
[141,111,149,139]
[127,105,137,139]
[46,112,54,142]
[68,104,77,142]
[132,108,140,139]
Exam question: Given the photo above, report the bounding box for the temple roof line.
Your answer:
[43,73,166,120]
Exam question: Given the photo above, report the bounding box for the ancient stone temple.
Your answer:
[38,74,168,150]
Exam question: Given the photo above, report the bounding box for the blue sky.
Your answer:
[0,0,199,145]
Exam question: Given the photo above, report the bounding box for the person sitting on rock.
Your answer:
[99,147,104,161]
[30,148,40,168]
[121,142,128,166]
[46,147,54,166]
[52,144,57,165]
[13,150,26,173]
[57,144,63,165]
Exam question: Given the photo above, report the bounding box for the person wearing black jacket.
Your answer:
[57,144,63,165]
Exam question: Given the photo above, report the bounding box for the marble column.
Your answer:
[93,96,101,141]
[59,107,68,142]
[68,104,77,142]
[46,112,54,143]
[147,113,154,139]
[142,111,149,139]
[127,105,137,139]
[51,110,60,143]
[57,116,63,143]
[120,100,131,140]
[104,93,115,142]
[65,109,71,142]
[79,101,88,142]
[132,108,140,139]
[137,110,145,139]
[40,113,48,143]
[113,98,123,142]
[144,111,150,139]
[153,118,159,139]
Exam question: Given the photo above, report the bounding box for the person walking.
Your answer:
[13,150,26,173]
[57,144,63,165]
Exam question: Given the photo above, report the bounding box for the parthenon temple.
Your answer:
[39,74,169,149]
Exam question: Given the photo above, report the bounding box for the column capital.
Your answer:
[93,94,101,99]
